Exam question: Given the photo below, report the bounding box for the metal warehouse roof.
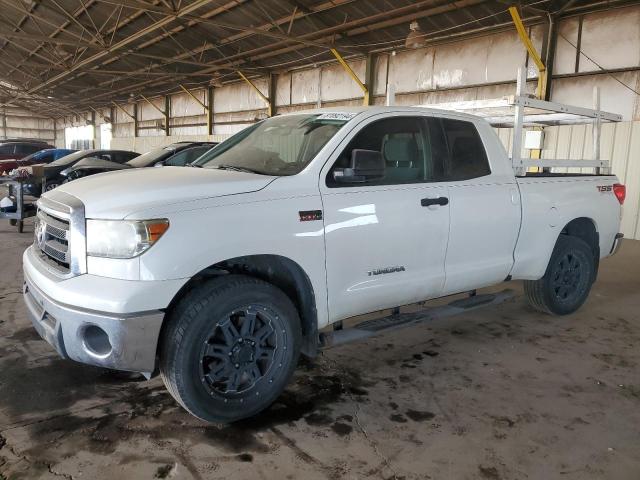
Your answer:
[0,0,633,117]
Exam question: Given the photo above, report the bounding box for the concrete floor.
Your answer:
[1,218,639,480]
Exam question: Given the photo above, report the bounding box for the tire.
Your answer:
[159,274,302,423]
[44,182,60,192]
[524,235,595,315]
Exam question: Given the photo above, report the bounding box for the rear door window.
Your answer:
[0,144,15,155]
[16,144,42,155]
[428,118,491,181]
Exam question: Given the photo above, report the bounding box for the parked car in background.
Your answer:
[60,142,218,182]
[0,140,54,161]
[0,148,77,175]
[23,149,139,195]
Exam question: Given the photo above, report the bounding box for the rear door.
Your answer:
[429,117,521,295]
[320,114,450,323]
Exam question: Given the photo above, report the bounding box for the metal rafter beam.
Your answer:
[92,0,361,52]
[57,0,356,98]
[58,0,477,102]
[0,29,98,47]
[22,0,215,95]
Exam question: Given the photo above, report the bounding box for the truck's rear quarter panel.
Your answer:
[511,175,622,280]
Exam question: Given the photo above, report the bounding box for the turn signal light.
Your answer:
[146,220,170,243]
[613,183,626,205]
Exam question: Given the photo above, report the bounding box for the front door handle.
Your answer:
[421,196,449,207]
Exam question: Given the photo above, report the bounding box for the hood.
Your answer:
[50,166,276,218]
[0,159,18,173]
[65,157,127,172]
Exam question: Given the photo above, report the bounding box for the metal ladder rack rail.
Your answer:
[412,67,623,176]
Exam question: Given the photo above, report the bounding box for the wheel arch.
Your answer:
[558,217,600,277]
[162,254,318,359]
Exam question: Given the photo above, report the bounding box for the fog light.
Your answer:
[82,325,112,357]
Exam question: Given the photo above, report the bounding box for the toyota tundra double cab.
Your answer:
[23,106,625,423]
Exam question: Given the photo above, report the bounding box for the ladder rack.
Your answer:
[414,68,623,176]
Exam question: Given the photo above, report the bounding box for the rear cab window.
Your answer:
[429,117,491,181]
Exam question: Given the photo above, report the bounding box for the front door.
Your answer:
[320,115,450,323]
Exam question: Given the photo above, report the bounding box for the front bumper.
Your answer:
[23,262,165,375]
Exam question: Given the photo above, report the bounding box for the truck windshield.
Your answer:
[193,113,351,176]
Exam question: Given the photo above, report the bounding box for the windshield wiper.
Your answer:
[216,164,263,174]
[187,163,202,168]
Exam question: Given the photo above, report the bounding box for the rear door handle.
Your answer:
[421,196,449,207]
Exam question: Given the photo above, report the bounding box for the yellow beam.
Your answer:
[179,84,208,111]
[508,5,546,99]
[330,48,369,106]
[111,101,135,120]
[237,71,272,116]
[139,94,166,116]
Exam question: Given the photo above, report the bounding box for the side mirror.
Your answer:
[333,149,385,183]
[153,161,164,168]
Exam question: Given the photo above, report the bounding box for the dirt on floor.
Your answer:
[1,218,639,480]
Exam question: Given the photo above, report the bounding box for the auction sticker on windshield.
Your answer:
[316,112,357,121]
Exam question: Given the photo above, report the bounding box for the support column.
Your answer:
[91,110,96,148]
[207,86,214,136]
[2,108,7,140]
[164,95,170,136]
[540,14,558,101]
[268,73,276,117]
[133,103,138,138]
[364,53,375,106]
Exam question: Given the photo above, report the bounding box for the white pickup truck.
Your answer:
[23,106,625,423]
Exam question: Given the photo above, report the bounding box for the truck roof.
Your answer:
[291,105,482,122]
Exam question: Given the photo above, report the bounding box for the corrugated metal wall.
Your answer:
[1,108,55,143]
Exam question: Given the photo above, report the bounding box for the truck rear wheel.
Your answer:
[524,235,594,315]
[159,275,301,423]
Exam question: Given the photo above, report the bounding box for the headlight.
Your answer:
[86,219,169,259]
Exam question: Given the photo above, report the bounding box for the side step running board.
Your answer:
[319,289,516,349]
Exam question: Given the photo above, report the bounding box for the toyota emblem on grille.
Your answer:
[35,219,46,250]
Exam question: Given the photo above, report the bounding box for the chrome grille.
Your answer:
[35,210,71,273]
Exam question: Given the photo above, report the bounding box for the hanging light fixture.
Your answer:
[405,21,427,49]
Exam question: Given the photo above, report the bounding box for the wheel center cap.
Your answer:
[232,342,255,364]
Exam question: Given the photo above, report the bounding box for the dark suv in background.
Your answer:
[0,140,54,161]
[24,149,139,195]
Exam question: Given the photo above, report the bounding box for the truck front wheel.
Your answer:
[524,235,595,315]
[159,275,301,423]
